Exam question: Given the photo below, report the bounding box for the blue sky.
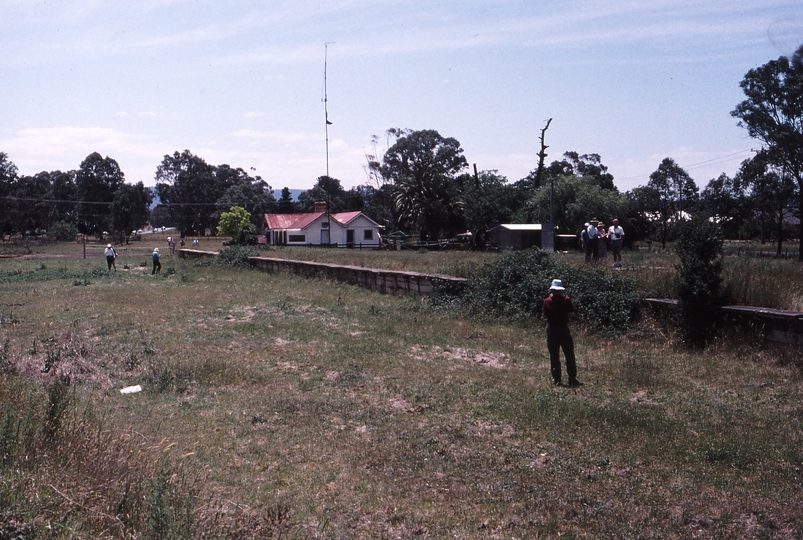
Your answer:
[2,1,802,193]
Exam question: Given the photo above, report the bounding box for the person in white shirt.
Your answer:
[586,222,599,263]
[104,244,117,271]
[608,219,625,267]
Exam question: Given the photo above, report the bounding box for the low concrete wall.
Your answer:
[249,256,466,297]
[179,249,219,259]
[644,298,803,349]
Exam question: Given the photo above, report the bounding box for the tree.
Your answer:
[215,172,277,231]
[110,182,153,244]
[155,150,218,237]
[460,169,525,247]
[0,152,18,234]
[647,158,698,248]
[49,170,77,226]
[523,151,617,192]
[527,175,627,236]
[738,151,797,254]
[700,173,751,240]
[277,187,297,213]
[381,128,468,240]
[299,176,343,212]
[75,152,125,239]
[216,206,253,242]
[10,172,55,233]
[624,185,662,245]
[732,44,803,260]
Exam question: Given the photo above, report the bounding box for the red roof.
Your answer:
[264,212,324,230]
[264,211,369,230]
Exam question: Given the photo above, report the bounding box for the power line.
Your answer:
[616,149,754,182]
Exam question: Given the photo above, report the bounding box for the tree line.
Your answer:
[1,44,801,254]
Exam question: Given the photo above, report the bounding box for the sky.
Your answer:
[2,1,803,194]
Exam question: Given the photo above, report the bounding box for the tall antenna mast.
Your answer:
[323,42,334,244]
[324,42,334,178]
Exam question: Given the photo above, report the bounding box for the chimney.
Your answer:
[314,201,327,213]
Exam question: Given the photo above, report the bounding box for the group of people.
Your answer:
[580,218,624,267]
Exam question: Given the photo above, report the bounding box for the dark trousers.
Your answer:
[106,256,115,270]
[152,260,161,274]
[546,324,576,384]
[585,237,598,263]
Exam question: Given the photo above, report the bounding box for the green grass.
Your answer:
[1,245,802,537]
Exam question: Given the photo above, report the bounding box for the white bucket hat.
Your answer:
[550,279,565,291]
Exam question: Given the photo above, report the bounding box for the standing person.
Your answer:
[152,247,161,274]
[104,243,117,271]
[580,223,590,261]
[542,279,582,387]
[167,236,175,255]
[596,223,608,262]
[586,221,599,263]
[609,219,625,267]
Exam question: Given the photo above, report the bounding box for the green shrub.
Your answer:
[436,248,640,337]
[49,221,78,241]
[217,246,258,268]
[674,216,726,347]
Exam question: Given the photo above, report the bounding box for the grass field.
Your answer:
[1,242,802,538]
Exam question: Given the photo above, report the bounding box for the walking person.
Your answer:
[542,279,582,387]
[167,236,175,255]
[152,247,161,274]
[104,243,117,271]
[609,219,625,267]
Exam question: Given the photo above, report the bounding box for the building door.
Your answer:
[321,229,330,245]
[346,229,354,248]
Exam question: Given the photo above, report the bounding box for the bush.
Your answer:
[674,216,726,347]
[217,245,259,268]
[49,221,78,241]
[437,248,640,337]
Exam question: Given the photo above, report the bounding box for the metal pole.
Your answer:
[324,42,334,245]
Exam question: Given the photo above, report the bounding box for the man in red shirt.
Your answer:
[542,279,582,387]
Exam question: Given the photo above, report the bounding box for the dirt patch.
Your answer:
[440,347,508,368]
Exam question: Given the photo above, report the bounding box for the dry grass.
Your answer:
[1,247,802,538]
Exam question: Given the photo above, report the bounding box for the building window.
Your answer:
[363,229,373,240]
[288,234,306,242]
[321,222,329,229]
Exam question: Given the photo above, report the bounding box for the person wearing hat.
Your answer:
[104,243,117,271]
[542,279,582,387]
[152,247,161,275]
[585,221,599,263]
